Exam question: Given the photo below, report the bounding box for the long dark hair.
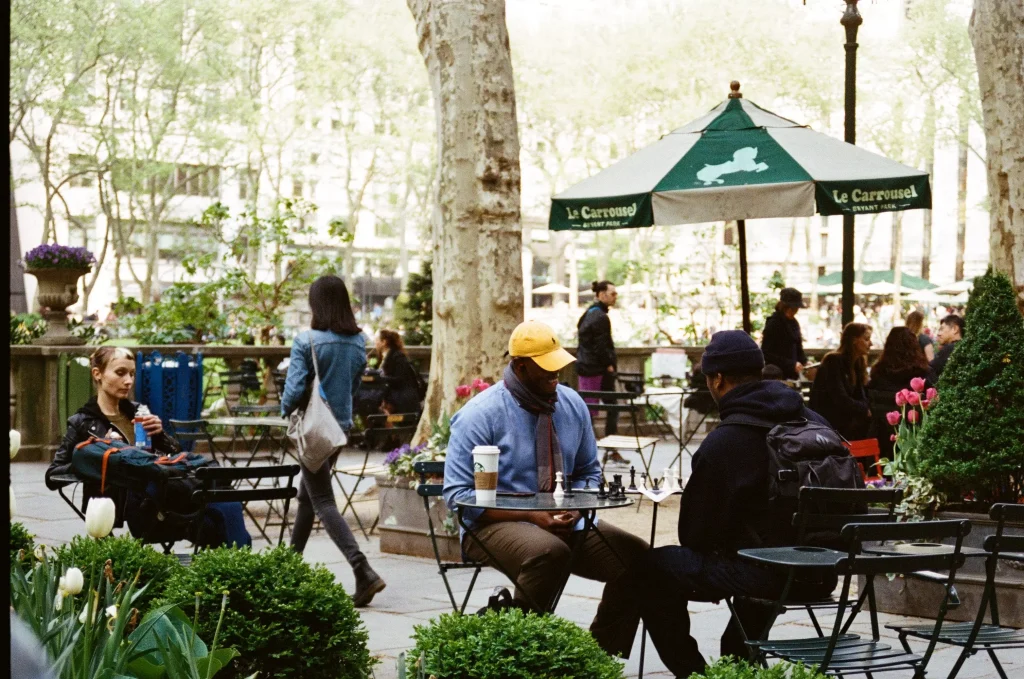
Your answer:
[830,322,871,387]
[871,327,929,381]
[378,329,405,353]
[309,275,361,336]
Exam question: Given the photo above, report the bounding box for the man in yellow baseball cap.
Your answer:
[442,319,647,656]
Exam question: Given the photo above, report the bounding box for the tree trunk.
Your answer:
[921,97,936,281]
[955,102,969,282]
[970,0,1024,313]
[407,0,524,441]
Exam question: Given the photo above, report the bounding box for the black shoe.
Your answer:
[352,561,386,608]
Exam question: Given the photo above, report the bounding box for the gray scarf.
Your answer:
[503,363,563,492]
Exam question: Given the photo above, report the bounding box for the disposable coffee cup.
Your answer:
[472,445,500,504]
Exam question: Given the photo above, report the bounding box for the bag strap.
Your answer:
[309,336,323,383]
[100,444,117,493]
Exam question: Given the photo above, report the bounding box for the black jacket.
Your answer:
[928,340,959,384]
[678,380,829,555]
[808,353,871,441]
[46,397,181,491]
[760,311,808,380]
[576,302,616,377]
[380,350,423,414]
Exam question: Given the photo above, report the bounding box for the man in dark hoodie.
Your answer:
[628,330,833,678]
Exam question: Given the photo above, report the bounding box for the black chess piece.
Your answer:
[640,472,648,490]
[597,478,608,499]
[652,477,661,491]
[563,473,575,497]
[583,478,592,491]
[628,466,637,491]
[612,474,623,489]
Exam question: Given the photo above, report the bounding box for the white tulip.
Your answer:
[10,429,21,459]
[63,568,84,595]
[54,590,64,612]
[78,606,90,624]
[85,498,116,539]
[10,486,15,517]
[105,605,118,619]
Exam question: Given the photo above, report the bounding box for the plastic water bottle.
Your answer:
[134,405,153,450]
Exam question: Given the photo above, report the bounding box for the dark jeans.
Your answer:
[630,546,786,678]
[290,451,365,568]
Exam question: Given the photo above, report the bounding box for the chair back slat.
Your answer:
[583,404,639,414]
[793,513,894,530]
[798,486,904,506]
[984,534,1024,554]
[193,487,297,504]
[417,483,444,498]
[414,460,445,476]
[195,464,299,482]
[990,503,1024,523]
[842,519,972,544]
[837,552,967,576]
[576,390,641,401]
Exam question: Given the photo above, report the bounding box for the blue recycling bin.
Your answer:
[135,351,204,450]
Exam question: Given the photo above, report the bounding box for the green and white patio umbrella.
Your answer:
[549,84,932,331]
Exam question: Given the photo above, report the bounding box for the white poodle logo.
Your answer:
[696,147,769,185]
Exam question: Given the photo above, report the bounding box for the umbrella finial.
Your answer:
[729,81,742,99]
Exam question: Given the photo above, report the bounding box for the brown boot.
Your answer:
[352,560,386,608]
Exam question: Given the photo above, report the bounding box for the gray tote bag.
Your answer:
[287,340,348,471]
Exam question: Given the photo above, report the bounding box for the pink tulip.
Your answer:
[910,377,926,393]
[906,391,921,406]
[907,410,919,424]
[926,387,938,402]
[472,378,490,391]
[890,434,898,442]
[895,391,907,407]
[455,385,472,399]
[886,411,901,426]
[922,399,930,409]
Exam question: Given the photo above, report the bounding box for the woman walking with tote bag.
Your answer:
[281,275,386,606]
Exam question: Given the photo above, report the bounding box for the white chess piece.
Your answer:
[663,468,675,491]
[552,471,565,501]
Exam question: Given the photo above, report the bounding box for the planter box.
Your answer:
[860,511,1024,627]
[376,474,461,561]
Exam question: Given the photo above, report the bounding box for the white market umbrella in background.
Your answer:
[549,82,932,333]
[531,283,572,295]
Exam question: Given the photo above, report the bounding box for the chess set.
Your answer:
[552,466,682,502]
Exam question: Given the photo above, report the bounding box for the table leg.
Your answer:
[638,501,658,679]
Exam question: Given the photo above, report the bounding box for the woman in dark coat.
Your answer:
[866,327,931,459]
[576,280,620,440]
[760,288,809,380]
[376,329,423,414]
[809,322,874,441]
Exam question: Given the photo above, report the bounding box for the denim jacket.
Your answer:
[280,329,367,430]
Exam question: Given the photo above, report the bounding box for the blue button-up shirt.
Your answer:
[443,382,603,534]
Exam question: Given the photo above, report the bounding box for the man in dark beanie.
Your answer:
[627,330,834,678]
[761,287,808,380]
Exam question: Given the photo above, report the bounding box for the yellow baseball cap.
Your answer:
[508,320,576,372]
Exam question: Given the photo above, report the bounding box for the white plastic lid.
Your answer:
[471,445,500,456]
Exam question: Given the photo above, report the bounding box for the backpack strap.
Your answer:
[718,413,777,429]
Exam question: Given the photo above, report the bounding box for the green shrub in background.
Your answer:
[10,312,48,345]
[918,268,1024,503]
[10,521,35,565]
[394,260,433,346]
[155,545,375,679]
[686,657,824,679]
[410,609,624,679]
[54,534,182,613]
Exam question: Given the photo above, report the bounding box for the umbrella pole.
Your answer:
[737,219,752,334]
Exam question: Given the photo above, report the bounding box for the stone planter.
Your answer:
[26,268,89,346]
[860,511,1024,627]
[376,473,461,561]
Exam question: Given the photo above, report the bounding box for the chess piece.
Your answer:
[553,471,565,501]
[612,474,623,490]
[562,473,575,497]
[597,478,608,499]
[583,478,592,491]
[640,473,648,490]
[652,477,661,491]
[628,466,637,491]
[663,468,675,491]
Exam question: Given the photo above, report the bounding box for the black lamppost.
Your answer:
[840,0,862,326]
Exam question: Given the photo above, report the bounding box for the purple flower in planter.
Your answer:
[384,443,412,466]
[24,244,96,271]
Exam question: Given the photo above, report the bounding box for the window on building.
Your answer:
[374,219,396,238]
[818,265,827,277]
[238,168,258,201]
[723,224,735,246]
[127,220,218,261]
[175,164,221,197]
[309,152,319,165]
[820,232,829,259]
[68,155,95,188]
[111,159,174,195]
[292,177,304,198]
[67,217,95,250]
[309,180,318,200]
[331,118,342,131]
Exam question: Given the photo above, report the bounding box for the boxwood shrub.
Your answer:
[411,608,624,679]
[54,534,182,612]
[688,658,824,678]
[155,545,374,679]
[10,521,35,565]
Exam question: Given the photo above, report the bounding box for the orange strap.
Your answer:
[100,442,117,494]
[155,453,187,465]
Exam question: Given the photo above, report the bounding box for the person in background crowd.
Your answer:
[904,310,934,362]
[576,281,622,454]
[929,314,964,383]
[281,275,386,607]
[761,288,809,380]
[761,364,785,381]
[376,329,423,414]
[809,323,873,441]
[866,327,931,460]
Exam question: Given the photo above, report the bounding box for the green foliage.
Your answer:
[54,534,182,613]
[686,657,824,679]
[411,609,624,679]
[126,280,228,344]
[127,601,239,679]
[10,521,35,565]
[10,312,48,344]
[112,296,144,317]
[918,268,1024,502]
[394,260,433,346]
[155,545,375,679]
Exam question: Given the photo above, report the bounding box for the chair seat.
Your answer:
[889,622,1024,646]
[335,464,389,478]
[49,473,80,487]
[757,635,922,673]
[596,435,659,450]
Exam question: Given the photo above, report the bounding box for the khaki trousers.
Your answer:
[463,518,648,657]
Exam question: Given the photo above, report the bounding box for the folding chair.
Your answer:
[577,390,659,478]
[888,503,1024,679]
[844,439,883,483]
[169,419,217,455]
[748,519,971,677]
[331,411,420,539]
[193,464,300,546]
[414,460,482,614]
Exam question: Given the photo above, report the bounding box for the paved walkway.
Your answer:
[12,442,1022,678]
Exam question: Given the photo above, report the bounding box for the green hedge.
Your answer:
[411,609,624,679]
[686,658,824,678]
[10,521,35,566]
[155,545,374,679]
[919,268,1024,502]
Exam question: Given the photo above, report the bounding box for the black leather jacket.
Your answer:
[45,397,181,490]
[576,302,616,377]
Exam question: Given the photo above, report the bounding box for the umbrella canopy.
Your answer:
[550,91,930,231]
[817,269,936,291]
[531,282,572,295]
[930,279,974,294]
[859,281,919,296]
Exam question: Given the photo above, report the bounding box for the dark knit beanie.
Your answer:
[700,330,765,375]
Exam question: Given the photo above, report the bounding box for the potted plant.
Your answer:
[22,244,96,345]
[377,379,489,560]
